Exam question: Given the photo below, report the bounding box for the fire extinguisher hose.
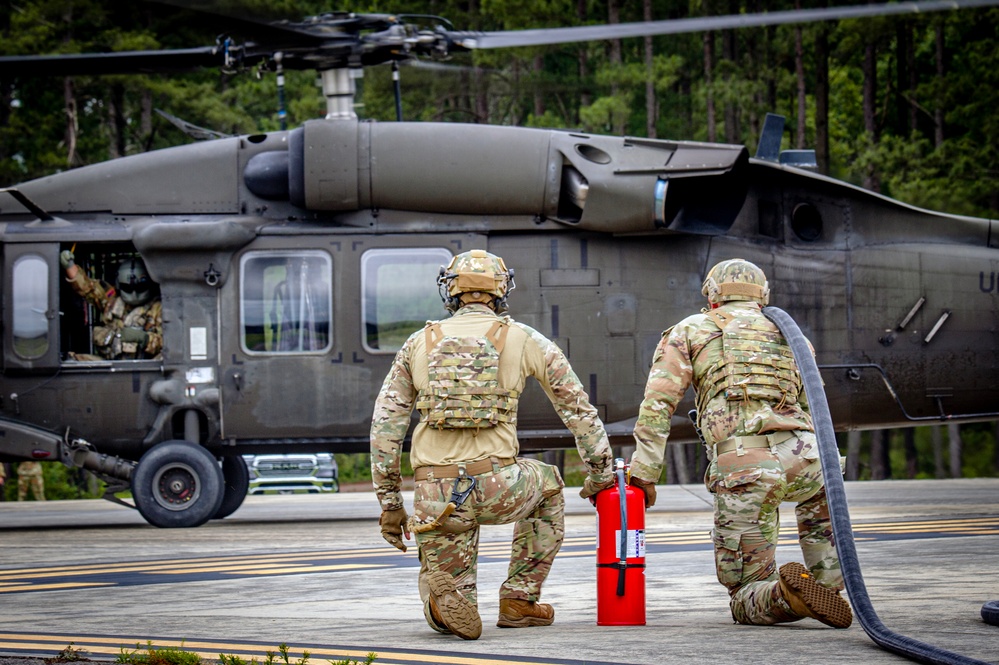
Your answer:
[616,463,628,596]
[763,306,990,665]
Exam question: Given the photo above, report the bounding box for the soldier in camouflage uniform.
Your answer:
[16,460,45,501]
[61,250,163,360]
[371,249,613,640]
[630,258,853,629]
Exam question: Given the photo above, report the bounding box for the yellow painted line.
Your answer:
[0,635,566,665]
[0,582,115,593]
[231,564,391,575]
[0,548,406,577]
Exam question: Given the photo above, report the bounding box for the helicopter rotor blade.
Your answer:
[0,47,234,78]
[451,0,999,50]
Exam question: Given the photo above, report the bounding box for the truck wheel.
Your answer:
[132,441,224,528]
[213,455,250,519]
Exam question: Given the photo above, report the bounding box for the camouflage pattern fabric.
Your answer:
[371,301,611,631]
[415,458,565,617]
[631,300,842,625]
[710,431,842,624]
[372,303,612,512]
[16,461,45,501]
[67,271,163,359]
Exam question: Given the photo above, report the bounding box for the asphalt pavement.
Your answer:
[1,478,997,665]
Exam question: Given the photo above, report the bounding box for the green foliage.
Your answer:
[334,453,412,485]
[2,461,103,501]
[117,641,203,665]
[1,3,996,212]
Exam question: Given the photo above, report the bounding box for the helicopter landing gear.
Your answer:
[213,455,250,520]
[131,440,224,528]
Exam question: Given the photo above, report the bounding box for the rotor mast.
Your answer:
[319,68,358,120]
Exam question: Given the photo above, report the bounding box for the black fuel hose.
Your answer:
[762,306,991,665]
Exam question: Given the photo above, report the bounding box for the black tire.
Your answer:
[982,600,999,626]
[131,440,224,528]
[213,455,250,520]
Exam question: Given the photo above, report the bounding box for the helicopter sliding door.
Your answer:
[219,235,470,448]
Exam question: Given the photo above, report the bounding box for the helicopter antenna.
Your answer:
[275,51,287,130]
[392,61,403,121]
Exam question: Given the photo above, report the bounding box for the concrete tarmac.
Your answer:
[1,478,997,665]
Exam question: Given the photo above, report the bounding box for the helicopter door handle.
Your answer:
[232,372,243,392]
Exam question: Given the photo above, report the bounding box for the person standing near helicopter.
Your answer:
[60,249,163,360]
[370,249,613,640]
[628,258,853,629]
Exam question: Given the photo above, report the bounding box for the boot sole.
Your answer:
[779,562,853,629]
[426,570,482,640]
[496,614,554,628]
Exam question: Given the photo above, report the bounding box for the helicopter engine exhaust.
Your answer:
[245,119,750,235]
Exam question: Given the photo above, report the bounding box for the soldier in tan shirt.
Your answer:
[371,250,613,640]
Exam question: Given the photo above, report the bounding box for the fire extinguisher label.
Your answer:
[615,529,646,558]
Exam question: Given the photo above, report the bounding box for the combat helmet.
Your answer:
[117,258,155,307]
[438,249,515,313]
[701,258,770,305]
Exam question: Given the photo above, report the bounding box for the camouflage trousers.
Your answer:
[17,473,45,502]
[706,431,842,625]
[413,458,565,624]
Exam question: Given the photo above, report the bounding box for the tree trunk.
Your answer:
[533,54,545,119]
[577,0,590,119]
[902,428,917,478]
[932,425,946,478]
[608,0,624,134]
[63,77,79,167]
[814,13,830,174]
[947,422,962,478]
[704,31,716,142]
[934,22,945,147]
[869,429,889,480]
[669,443,691,485]
[846,431,862,480]
[722,0,739,144]
[644,0,656,138]
[793,1,806,149]
[862,39,879,191]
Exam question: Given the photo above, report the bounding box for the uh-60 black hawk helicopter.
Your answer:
[0,0,997,528]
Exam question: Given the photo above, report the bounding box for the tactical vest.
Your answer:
[696,307,802,415]
[415,319,520,429]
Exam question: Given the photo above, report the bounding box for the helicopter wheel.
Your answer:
[131,440,224,528]
[213,455,250,520]
[982,600,999,627]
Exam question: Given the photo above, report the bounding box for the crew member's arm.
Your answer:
[521,326,613,490]
[631,326,694,487]
[370,336,417,551]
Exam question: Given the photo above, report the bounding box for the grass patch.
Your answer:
[107,642,376,665]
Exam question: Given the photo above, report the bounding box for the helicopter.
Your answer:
[0,1,997,528]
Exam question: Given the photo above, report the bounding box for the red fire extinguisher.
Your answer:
[596,458,646,626]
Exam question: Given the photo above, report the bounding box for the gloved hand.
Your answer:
[120,327,149,346]
[579,476,615,503]
[60,250,75,270]
[379,507,411,552]
[629,476,657,508]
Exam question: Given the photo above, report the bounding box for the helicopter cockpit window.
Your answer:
[12,255,50,359]
[240,251,332,355]
[361,248,452,354]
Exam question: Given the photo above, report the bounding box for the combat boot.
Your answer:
[496,599,555,628]
[426,570,482,640]
[778,561,853,629]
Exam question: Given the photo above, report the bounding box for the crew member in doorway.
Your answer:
[629,258,853,628]
[370,249,613,640]
[61,250,163,360]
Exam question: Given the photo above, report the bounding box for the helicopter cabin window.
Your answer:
[240,250,332,355]
[58,243,162,362]
[361,247,453,354]
[12,255,50,359]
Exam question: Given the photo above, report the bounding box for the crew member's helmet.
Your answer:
[117,258,155,307]
[437,249,515,313]
[701,258,770,305]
